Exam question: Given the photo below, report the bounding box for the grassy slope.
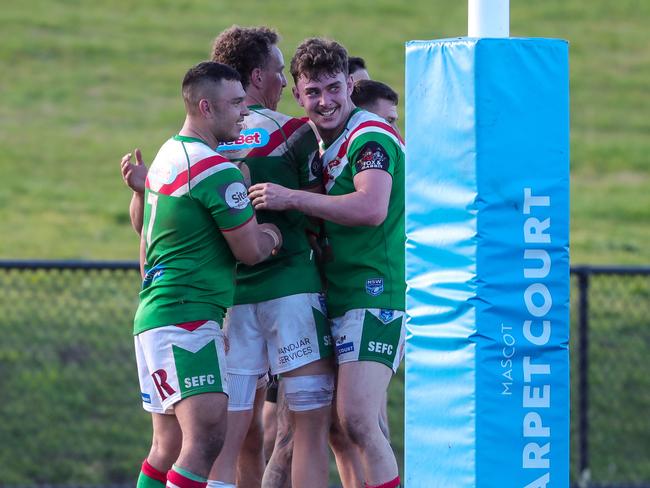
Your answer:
[1,0,648,263]
[1,0,649,485]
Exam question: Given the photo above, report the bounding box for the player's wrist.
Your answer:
[288,188,305,211]
[260,227,281,254]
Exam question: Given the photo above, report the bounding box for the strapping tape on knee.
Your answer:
[282,374,334,412]
[227,373,259,411]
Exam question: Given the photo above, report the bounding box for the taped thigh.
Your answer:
[282,374,335,412]
[227,373,259,411]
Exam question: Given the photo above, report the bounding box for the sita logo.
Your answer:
[224,182,249,210]
[219,128,269,151]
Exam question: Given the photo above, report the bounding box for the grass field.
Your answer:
[1,0,649,263]
[1,0,649,486]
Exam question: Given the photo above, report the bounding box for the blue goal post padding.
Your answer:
[405,38,569,488]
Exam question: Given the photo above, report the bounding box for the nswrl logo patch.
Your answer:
[379,309,394,323]
[366,278,384,296]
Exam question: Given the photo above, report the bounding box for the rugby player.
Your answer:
[121,27,333,488]
[351,78,402,445]
[351,79,400,134]
[209,26,333,488]
[249,38,405,488]
[348,56,371,83]
[132,61,282,488]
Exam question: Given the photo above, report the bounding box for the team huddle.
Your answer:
[120,26,405,488]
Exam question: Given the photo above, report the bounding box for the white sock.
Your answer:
[207,481,236,488]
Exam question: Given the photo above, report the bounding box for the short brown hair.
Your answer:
[211,25,279,89]
[290,38,348,83]
[348,56,367,75]
[351,80,399,107]
[182,61,241,115]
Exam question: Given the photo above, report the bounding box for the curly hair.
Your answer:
[290,38,348,83]
[211,25,279,89]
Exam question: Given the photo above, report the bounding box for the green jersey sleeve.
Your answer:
[348,131,400,178]
[193,164,254,231]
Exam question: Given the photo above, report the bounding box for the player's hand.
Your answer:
[120,148,148,193]
[248,183,293,211]
[259,223,283,256]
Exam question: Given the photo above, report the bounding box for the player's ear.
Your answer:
[292,86,303,106]
[250,67,264,89]
[198,99,212,118]
[346,74,354,96]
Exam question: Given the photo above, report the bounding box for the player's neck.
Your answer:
[245,89,273,111]
[178,119,218,149]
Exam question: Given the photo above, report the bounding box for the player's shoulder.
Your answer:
[347,110,403,151]
[148,136,238,194]
[256,107,314,138]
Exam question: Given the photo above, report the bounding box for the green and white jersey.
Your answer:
[134,135,254,335]
[218,105,322,305]
[321,108,406,318]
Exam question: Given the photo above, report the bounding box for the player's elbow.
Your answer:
[233,241,271,266]
[234,249,267,266]
[358,206,388,227]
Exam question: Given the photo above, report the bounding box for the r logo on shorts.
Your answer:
[135,320,228,414]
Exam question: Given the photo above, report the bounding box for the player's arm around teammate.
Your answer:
[132,62,281,488]
[205,26,334,488]
[250,38,405,488]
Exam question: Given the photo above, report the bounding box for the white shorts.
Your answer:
[224,293,333,375]
[135,320,228,414]
[331,309,405,373]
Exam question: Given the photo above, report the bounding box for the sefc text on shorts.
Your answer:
[135,319,228,414]
[330,308,405,372]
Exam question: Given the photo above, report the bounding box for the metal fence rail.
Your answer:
[0,261,648,487]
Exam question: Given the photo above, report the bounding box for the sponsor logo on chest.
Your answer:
[219,128,270,151]
[322,152,349,192]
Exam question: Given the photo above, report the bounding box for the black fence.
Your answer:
[570,266,650,488]
[0,261,648,487]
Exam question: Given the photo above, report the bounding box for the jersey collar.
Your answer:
[173,134,211,147]
[320,107,362,150]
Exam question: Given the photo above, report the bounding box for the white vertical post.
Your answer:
[468,0,510,37]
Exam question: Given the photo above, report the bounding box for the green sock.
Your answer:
[137,459,166,488]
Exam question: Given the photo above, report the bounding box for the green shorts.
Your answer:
[330,308,405,372]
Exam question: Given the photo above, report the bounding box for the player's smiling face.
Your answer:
[293,70,354,144]
[210,79,249,142]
